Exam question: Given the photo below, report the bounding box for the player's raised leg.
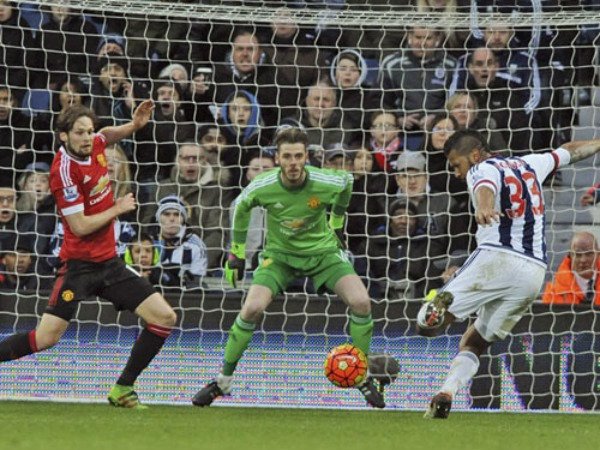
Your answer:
[0,313,69,362]
[108,292,177,409]
[334,273,385,408]
[192,284,273,407]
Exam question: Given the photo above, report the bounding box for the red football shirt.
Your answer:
[50,133,117,262]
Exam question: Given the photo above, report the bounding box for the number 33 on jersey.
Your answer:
[466,150,569,265]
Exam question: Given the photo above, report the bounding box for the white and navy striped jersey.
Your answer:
[467,148,570,267]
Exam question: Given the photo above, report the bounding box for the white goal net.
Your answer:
[0,0,600,411]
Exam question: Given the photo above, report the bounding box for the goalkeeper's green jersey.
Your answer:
[232,165,353,256]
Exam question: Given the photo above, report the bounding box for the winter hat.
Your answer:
[330,48,368,88]
[159,63,189,81]
[155,195,188,223]
[97,52,129,75]
[395,151,426,172]
[96,33,126,54]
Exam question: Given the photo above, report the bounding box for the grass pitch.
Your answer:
[0,401,598,450]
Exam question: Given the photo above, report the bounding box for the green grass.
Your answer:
[0,401,598,450]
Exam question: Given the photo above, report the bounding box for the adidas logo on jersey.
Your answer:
[274,202,284,209]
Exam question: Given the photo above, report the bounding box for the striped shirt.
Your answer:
[467,148,570,267]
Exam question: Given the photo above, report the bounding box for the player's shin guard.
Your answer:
[0,331,38,362]
[222,315,256,376]
[440,351,480,397]
[116,324,172,386]
[349,312,373,355]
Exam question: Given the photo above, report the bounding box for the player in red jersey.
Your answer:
[0,100,177,409]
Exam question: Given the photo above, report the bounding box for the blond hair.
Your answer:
[105,143,132,198]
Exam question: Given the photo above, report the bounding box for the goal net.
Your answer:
[1,0,600,411]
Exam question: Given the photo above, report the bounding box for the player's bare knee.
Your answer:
[240,302,265,323]
[36,330,62,350]
[347,295,371,316]
[155,308,177,328]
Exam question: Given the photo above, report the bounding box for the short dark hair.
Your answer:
[443,129,490,157]
[56,105,97,133]
[274,127,309,152]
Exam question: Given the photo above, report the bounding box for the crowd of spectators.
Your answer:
[1,0,600,298]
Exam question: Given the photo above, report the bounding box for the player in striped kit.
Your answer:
[192,127,385,408]
[418,129,600,418]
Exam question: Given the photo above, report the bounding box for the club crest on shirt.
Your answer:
[307,196,321,209]
[90,175,110,196]
[63,186,79,202]
[97,154,107,167]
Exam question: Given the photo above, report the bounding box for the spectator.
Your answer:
[89,53,134,130]
[134,79,195,184]
[462,47,532,153]
[141,142,230,270]
[367,110,403,172]
[459,19,547,148]
[39,77,88,150]
[330,48,380,133]
[0,0,37,90]
[0,186,17,252]
[393,151,454,253]
[182,64,216,124]
[423,114,476,255]
[242,153,275,188]
[154,195,208,288]
[323,145,354,172]
[581,183,600,207]
[198,124,236,193]
[264,7,326,118]
[230,153,276,270]
[381,27,457,136]
[424,113,459,194]
[36,5,99,87]
[158,63,189,92]
[16,162,51,213]
[360,198,445,299]
[283,79,359,149]
[542,232,600,306]
[415,0,470,50]
[0,234,51,291]
[123,233,161,285]
[106,143,134,201]
[446,91,508,153]
[213,28,277,126]
[96,33,126,60]
[0,85,36,186]
[219,90,265,176]
[346,147,387,255]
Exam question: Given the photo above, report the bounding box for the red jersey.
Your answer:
[50,133,116,262]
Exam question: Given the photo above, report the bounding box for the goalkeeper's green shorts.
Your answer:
[252,249,356,296]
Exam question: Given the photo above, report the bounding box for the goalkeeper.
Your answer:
[192,128,385,408]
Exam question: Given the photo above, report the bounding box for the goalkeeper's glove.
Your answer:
[224,242,246,288]
[329,213,347,250]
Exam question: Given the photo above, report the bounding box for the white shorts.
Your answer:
[443,247,546,342]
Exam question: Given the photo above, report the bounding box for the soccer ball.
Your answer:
[324,344,368,388]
